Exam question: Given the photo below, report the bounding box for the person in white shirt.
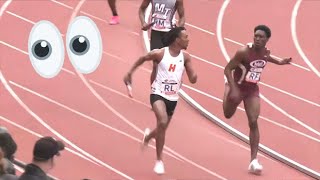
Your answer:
[139,0,185,85]
[123,26,197,175]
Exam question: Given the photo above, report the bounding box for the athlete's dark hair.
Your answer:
[254,25,271,38]
[162,26,186,47]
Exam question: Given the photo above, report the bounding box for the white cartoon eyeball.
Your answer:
[66,16,102,74]
[28,20,65,78]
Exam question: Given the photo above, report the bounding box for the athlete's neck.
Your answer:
[168,45,181,57]
[253,45,265,52]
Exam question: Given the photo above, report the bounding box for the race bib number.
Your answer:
[161,82,178,95]
[245,69,261,83]
[244,59,266,84]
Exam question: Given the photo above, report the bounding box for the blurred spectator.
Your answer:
[0,147,18,180]
[0,127,17,175]
[18,136,65,180]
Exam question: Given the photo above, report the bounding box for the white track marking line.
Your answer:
[0,115,100,166]
[291,0,320,77]
[0,0,12,17]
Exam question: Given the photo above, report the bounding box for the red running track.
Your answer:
[0,0,318,179]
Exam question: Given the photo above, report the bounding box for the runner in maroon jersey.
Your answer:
[223,25,292,175]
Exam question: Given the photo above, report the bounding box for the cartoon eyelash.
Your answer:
[65,16,103,74]
[28,20,65,78]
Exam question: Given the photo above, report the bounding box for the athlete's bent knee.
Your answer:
[223,103,236,119]
[158,119,169,129]
[248,121,258,129]
[224,112,233,119]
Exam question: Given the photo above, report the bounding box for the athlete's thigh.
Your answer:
[243,91,260,123]
[164,99,177,124]
[150,94,169,123]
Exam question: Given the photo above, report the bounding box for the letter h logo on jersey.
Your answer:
[168,64,176,72]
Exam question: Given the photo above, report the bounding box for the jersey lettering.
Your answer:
[168,64,176,72]
[245,71,261,83]
[152,3,172,29]
[154,3,171,16]
[153,19,165,28]
[244,60,266,83]
[161,81,178,95]
[155,3,165,12]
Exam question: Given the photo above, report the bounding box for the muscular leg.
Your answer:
[243,94,260,161]
[107,0,118,16]
[223,83,242,119]
[144,115,172,146]
[144,100,171,160]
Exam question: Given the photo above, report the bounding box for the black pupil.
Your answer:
[72,36,87,53]
[34,41,49,58]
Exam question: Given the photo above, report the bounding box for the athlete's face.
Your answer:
[177,30,189,50]
[253,30,268,48]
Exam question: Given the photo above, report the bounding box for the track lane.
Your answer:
[1,0,318,179]
[294,1,320,74]
[0,88,120,179]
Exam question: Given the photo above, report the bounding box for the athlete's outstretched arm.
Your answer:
[184,53,197,84]
[267,56,292,65]
[224,48,245,87]
[176,0,185,27]
[124,49,160,85]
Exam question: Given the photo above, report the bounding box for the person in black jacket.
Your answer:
[0,147,18,180]
[0,127,17,175]
[18,136,65,180]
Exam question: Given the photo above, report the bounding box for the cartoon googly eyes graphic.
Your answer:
[28,20,65,78]
[28,16,102,78]
[66,16,103,74]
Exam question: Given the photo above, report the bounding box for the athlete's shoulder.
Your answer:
[182,50,191,60]
[181,51,191,66]
[235,45,249,55]
[230,44,249,63]
[150,48,163,54]
[149,48,165,62]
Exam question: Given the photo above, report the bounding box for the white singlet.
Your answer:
[151,47,185,101]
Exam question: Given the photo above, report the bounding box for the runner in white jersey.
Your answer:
[123,27,197,175]
[139,0,185,84]
[150,45,185,101]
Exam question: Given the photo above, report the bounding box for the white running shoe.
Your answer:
[126,84,133,98]
[153,160,165,175]
[248,159,263,175]
[141,128,150,150]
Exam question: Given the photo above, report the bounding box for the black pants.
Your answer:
[150,94,177,117]
[150,30,167,50]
